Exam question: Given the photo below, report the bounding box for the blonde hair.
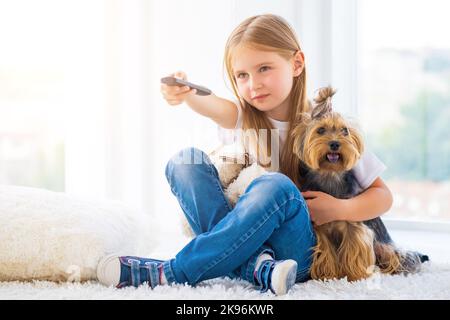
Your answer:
[223,14,310,186]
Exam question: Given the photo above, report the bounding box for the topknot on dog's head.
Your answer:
[312,86,336,119]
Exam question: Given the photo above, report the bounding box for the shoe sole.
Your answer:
[97,253,121,287]
[270,260,297,296]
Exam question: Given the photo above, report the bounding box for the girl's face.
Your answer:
[232,45,303,119]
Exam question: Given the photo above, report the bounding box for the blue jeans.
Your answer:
[161,147,316,286]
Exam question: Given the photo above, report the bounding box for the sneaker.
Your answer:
[97,253,164,288]
[255,259,297,296]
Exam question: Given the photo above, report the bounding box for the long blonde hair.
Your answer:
[223,14,310,187]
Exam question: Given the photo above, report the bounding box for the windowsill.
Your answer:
[384,218,450,233]
[389,227,450,263]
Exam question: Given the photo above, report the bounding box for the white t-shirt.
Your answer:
[217,100,386,190]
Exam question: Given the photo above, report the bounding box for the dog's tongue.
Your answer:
[327,153,340,163]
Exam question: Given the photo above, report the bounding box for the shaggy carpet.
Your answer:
[1,228,449,300]
[0,262,449,300]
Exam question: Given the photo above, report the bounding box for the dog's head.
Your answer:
[292,87,364,173]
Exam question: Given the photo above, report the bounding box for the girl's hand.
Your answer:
[301,191,347,226]
[160,71,197,106]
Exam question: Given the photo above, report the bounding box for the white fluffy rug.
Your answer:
[1,221,449,300]
[0,262,449,300]
[0,185,154,282]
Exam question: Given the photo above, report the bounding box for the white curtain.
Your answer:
[297,0,358,115]
[64,0,240,221]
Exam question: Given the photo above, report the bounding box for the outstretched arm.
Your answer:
[161,71,238,129]
[185,93,238,129]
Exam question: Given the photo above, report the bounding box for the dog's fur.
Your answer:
[293,87,426,281]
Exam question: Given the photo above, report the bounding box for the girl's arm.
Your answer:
[185,93,238,129]
[341,177,393,221]
[302,177,393,225]
[161,71,238,129]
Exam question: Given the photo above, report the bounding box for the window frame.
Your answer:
[331,0,450,232]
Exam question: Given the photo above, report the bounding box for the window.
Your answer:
[358,0,450,222]
[0,0,66,191]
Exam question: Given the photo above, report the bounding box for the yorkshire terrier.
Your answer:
[292,87,428,281]
[180,87,428,280]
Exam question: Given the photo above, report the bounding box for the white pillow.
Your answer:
[0,185,153,282]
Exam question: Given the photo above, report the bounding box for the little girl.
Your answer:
[96,14,392,295]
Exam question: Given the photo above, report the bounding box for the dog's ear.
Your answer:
[291,119,308,160]
[312,86,336,119]
[348,126,365,157]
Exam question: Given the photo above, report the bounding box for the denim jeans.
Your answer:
[161,147,316,286]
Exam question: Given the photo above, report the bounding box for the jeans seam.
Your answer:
[298,199,316,240]
[204,161,233,212]
[166,148,232,234]
[169,184,202,233]
[194,195,305,282]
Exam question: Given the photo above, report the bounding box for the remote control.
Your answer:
[161,76,212,96]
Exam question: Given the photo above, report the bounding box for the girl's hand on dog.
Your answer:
[302,191,347,226]
[160,71,197,106]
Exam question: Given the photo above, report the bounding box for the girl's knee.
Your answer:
[253,172,301,199]
[165,147,211,182]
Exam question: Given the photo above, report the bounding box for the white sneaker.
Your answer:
[270,260,298,295]
[255,259,298,295]
[97,254,122,287]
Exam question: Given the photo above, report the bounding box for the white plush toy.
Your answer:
[182,145,267,238]
[216,158,267,207]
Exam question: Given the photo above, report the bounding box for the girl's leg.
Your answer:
[165,146,275,281]
[165,147,232,235]
[97,171,315,292]
[164,172,316,286]
[263,198,316,283]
